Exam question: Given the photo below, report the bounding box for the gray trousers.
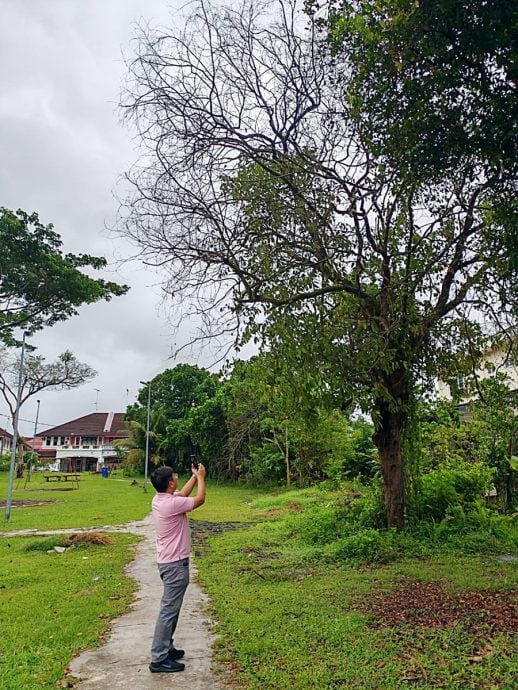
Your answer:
[151,557,190,663]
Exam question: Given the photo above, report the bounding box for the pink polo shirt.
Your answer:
[151,492,195,564]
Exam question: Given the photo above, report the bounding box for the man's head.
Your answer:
[150,465,178,493]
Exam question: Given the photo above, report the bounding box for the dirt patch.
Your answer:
[259,508,283,517]
[190,520,252,556]
[64,532,115,547]
[0,499,59,508]
[362,578,517,635]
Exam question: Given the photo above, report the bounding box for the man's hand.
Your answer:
[192,462,206,479]
[192,463,206,509]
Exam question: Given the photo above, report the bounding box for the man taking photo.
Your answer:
[148,461,206,673]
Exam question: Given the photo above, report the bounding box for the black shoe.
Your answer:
[149,658,185,673]
[168,647,185,660]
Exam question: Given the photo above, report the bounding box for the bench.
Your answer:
[44,473,80,485]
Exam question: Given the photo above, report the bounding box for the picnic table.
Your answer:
[43,473,80,487]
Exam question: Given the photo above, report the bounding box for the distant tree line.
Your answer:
[119,359,516,514]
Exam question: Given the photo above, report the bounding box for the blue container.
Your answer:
[101,467,109,478]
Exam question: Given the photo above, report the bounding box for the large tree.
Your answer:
[0,207,128,344]
[120,0,516,528]
[127,364,221,470]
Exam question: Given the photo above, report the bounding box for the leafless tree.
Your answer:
[119,0,516,527]
[0,348,97,426]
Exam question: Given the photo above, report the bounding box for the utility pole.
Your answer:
[5,331,29,522]
[140,380,151,493]
[25,399,40,487]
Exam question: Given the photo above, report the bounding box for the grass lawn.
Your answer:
[0,471,262,531]
[0,532,139,690]
[0,472,152,531]
[0,472,516,689]
[195,490,518,690]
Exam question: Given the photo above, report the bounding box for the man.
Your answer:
[148,462,206,673]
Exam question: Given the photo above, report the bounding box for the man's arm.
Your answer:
[177,470,197,498]
[191,464,206,509]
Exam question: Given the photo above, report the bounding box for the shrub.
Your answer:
[408,462,494,522]
[248,445,285,484]
[292,505,351,545]
[0,453,11,472]
[430,502,518,553]
[327,529,386,562]
[325,418,378,481]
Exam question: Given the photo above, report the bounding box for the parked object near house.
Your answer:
[35,412,129,473]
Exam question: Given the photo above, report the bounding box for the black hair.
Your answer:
[150,465,174,493]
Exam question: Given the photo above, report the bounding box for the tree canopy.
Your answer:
[319,0,517,182]
[0,207,128,344]
[127,364,222,471]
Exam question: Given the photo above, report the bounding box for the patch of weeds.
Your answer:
[22,536,67,552]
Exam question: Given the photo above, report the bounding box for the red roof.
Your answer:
[36,413,129,438]
[38,448,57,459]
[0,426,13,440]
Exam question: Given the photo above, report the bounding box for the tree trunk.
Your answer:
[372,403,406,530]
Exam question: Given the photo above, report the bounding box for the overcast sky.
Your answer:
[0,0,219,436]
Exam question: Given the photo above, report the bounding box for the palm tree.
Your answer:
[114,410,167,473]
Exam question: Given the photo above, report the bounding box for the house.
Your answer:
[35,412,130,473]
[0,426,13,455]
[25,435,57,469]
[437,339,517,414]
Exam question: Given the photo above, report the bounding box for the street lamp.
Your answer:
[25,399,40,487]
[140,380,151,493]
[5,331,29,522]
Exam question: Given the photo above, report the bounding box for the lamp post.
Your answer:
[25,399,40,487]
[5,331,29,522]
[140,380,151,493]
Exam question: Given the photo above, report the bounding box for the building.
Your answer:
[0,426,13,455]
[35,412,130,472]
[437,339,517,414]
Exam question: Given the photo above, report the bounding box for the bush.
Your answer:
[408,462,494,522]
[347,480,386,529]
[325,528,431,564]
[291,505,351,545]
[278,478,516,565]
[247,445,285,484]
[0,453,10,472]
[430,502,518,553]
[325,419,378,481]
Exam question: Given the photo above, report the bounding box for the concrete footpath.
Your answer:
[65,514,224,689]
